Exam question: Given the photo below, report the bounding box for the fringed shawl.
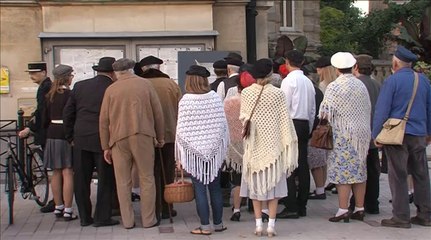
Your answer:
[319,74,371,162]
[175,91,229,184]
[224,94,243,172]
[240,84,298,197]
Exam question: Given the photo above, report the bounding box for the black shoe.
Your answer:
[81,218,94,227]
[145,220,160,228]
[131,192,141,202]
[261,212,269,222]
[329,212,350,223]
[161,209,177,219]
[381,218,411,228]
[411,216,431,227]
[350,211,365,221]
[325,183,336,191]
[298,209,307,217]
[93,219,120,227]
[40,199,55,213]
[409,193,414,204]
[230,212,241,221]
[276,208,299,219]
[308,192,326,200]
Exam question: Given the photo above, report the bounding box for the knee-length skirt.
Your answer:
[44,139,73,169]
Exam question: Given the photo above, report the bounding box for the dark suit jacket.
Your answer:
[63,75,113,152]
[28,77,52,146]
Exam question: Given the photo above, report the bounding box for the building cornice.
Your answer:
[39,31,219,39]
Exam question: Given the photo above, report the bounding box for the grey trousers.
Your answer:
[383,135,431,222]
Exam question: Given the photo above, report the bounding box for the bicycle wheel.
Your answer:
[7,156,15,225]
[30,148,49,206]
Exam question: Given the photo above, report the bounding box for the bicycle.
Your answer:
[0,127,49,225]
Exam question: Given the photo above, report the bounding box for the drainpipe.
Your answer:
[246,0,257,63]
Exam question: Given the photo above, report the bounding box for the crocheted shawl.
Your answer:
[224,94,243,172]
[176,91,229,184]
[319,74,371,162]
[240,84,298,196]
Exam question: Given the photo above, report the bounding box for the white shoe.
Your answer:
[267,226,277,237]
[254,225,263,236]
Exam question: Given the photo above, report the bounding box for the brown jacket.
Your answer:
[99,72,164,150]
[147,76,181,143]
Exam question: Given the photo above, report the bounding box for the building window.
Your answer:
[281,0,294,30]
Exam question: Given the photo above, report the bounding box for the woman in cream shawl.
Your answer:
[319,52,371,223]
[240,59,298,237]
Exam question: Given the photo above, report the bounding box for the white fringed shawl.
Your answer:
[175,91,229,184]
[319,74,371,162]
[224,94,243,172]
[240,84,298,197]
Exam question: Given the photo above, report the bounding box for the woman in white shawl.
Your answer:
[319,52,371,223]
[240,59,298,237]
[175,65,229,236]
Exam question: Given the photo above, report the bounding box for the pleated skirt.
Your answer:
[44,139,73,169]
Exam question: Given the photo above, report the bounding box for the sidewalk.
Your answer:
[1,173,430,240]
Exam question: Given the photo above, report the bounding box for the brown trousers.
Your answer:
[111,134,157,228]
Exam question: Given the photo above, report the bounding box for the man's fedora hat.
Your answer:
[92,57,116,72]
[25,62,47,72]
[139,55,163,67]
[224,52,243,61]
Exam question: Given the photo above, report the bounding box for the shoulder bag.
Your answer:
[310,118,333,150]
[375,72,419,145]
[242,86,264,139]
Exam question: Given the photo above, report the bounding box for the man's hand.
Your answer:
[18,127,31,139]
[154,139,165,148]
[374,139,383,148]
[104,149,112,165]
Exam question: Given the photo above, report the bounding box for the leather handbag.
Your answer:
[310,119,333,150]
[242,86,264,139]
[376,72,419,145]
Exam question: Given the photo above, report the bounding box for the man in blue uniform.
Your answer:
[373,46,431,228]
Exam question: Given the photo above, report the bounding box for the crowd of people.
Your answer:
[18,45,431,237]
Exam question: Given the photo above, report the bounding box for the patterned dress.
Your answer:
[319,74,371,184]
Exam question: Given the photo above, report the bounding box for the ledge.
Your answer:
[39,31,219,39]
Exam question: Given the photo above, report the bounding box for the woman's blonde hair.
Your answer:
[256,77,271,86]
[319,65,337,86]
[185,75,210,94]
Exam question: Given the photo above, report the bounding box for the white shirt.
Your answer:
[280,69,316,133]
[217,73,239,100]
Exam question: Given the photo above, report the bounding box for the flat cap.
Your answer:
[112,58,136,71]
[26,62,47,72]
[355,54,373,69]
[213,60,227,69]
[52,64,73,79]
[315,56,331,68]
[139,55,163,67]
[331,52,356,69]
[250,58,273,79]
[186,65,210,78]
[394,45,417,63]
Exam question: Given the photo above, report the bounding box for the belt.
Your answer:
[51,120,63,124]
[292,119,308,122]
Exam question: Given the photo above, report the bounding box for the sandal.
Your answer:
[190,227,212,235]
[54,207,64,218]
[63,210,78,221]
[214,226,227,232]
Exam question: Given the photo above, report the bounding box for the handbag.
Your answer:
[376,72,419,145]
[164,165,194,204]
[310,119,333,150]
[242,86,264,139]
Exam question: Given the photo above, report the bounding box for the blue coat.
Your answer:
[372,67,431,139]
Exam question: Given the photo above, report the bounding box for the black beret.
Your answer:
[315,56,331,68]
[139,55,163,67]
[213,60,227,69]
[226,58,244,67]
[186,65,210,78]
[224,52,243,61]
[250,58,273,79]
[26,62,47,72]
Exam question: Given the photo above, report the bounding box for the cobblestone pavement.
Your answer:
[1,173,430,240]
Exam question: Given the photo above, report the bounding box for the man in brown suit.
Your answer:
[99,58,165,229]
[137,55,182,220]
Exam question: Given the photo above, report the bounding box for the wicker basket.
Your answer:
[164,168,194,204]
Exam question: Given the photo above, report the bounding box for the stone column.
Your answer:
[255,1,273,59]
[213,0,250,60]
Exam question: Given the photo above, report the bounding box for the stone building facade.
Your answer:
[0,0,320,119]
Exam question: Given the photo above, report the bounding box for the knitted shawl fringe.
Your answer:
[226,142,243,172]
[177,136,228,185]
